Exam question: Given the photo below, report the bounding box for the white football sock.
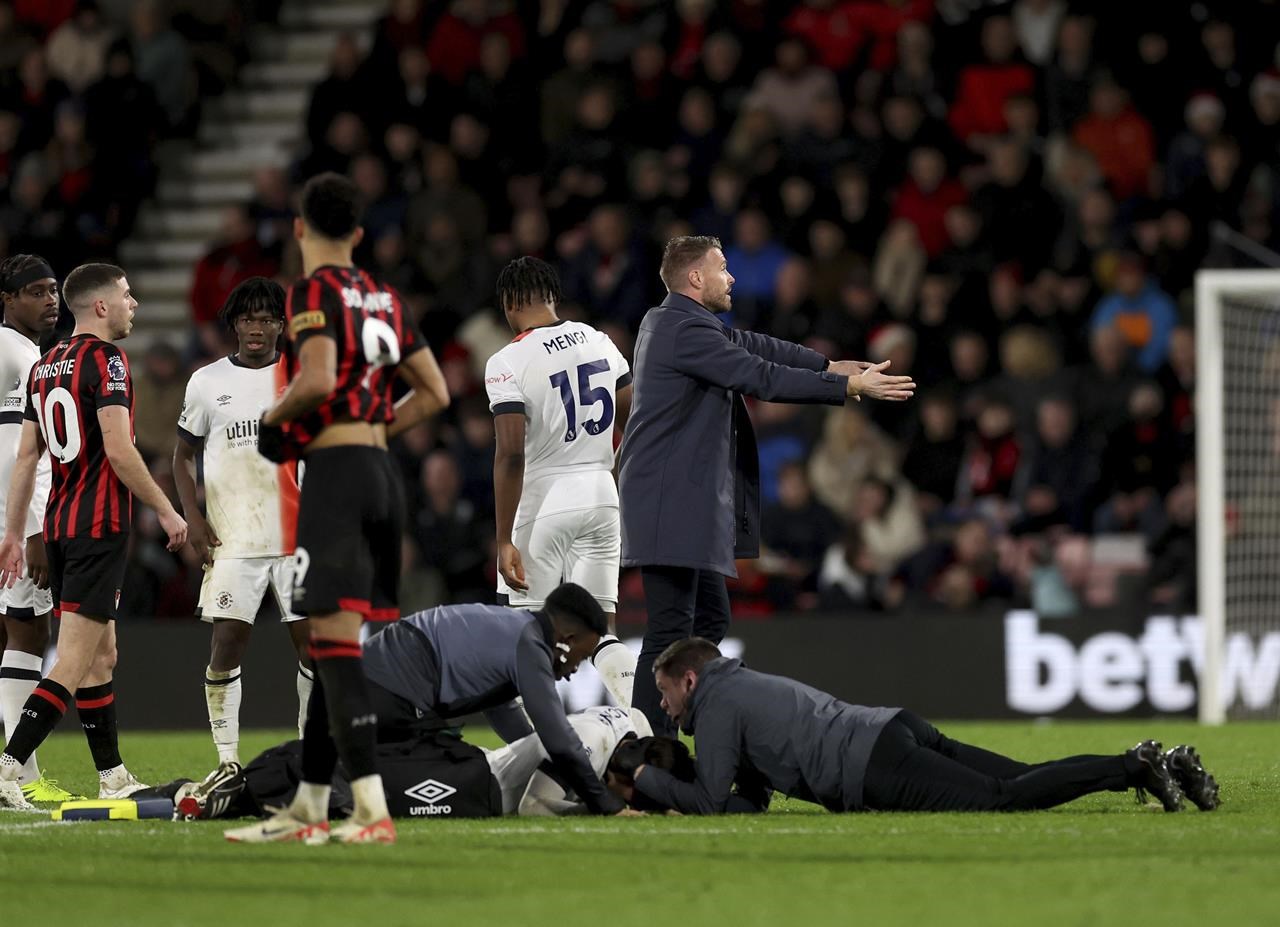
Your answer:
[1,650,43,783]
[291,781,331,823]
[296,663,314,740]
[204,665,242,765]
[350,774,389,823]
[591,636,637,707]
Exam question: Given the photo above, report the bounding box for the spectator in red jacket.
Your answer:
[425,0,525,86]
[891,146,967,257]
[957,396,1022,504]
[948,14,1035,150]
[784,0,932,73]
[1072,76,1156,201]
[188,204,280,355]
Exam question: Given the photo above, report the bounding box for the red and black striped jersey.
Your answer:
[283,265,424,449]
[23,334,133,539]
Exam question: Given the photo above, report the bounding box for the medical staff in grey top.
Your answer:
[362,583,629,816]
[633,638,1211,815]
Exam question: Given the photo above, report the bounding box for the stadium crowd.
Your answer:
[5,0,1280,621]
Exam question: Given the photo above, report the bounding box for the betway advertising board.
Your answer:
[107,611,1280,728]
[565,611,1280,719]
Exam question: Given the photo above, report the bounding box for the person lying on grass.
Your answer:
[626,637,1220,815]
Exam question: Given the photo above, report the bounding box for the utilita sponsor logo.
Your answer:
[1004,611,1280,714]
[405,778,456,816]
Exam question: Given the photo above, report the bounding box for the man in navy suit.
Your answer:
[618,236,915,734]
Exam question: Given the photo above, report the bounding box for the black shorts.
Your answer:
[48,534,129,622]
[293,445,404,620]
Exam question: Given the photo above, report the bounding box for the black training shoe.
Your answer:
[1128,740,1183,812]
[1165,745,1220,811]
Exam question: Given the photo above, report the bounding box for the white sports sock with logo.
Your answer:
[296,663,314,740]
[591,636,637,707]
[0,650,43,783]
[204,665,242,765]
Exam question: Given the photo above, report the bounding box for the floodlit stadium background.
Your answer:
[3,0,1280,721]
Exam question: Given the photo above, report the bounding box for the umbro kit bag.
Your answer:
[378,731,502,819]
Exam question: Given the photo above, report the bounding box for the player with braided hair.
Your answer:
[0,254,80,804]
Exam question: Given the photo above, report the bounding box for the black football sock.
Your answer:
[76,682,123,772]
[299,670,338,785]
[309,638,378,780]
[3,679,71,765]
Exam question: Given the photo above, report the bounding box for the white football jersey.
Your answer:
[568,706,653,779]
[0,326,50,538]
[177,355,299,559]
[484,321,630,525]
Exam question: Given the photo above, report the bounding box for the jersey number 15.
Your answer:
[548,359,613,443]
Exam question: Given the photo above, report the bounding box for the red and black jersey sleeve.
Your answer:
[285,277,344,349]
[88,343,132,410]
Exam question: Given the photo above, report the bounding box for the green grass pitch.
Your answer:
[1,721,1277,927]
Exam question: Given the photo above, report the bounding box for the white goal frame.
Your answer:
[1195,269,1280,723]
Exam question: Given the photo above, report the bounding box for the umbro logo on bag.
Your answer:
[404,778,456,816]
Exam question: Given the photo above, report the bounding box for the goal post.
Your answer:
[1196,270,1280,724]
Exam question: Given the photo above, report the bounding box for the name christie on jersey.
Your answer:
[33,358,77,380]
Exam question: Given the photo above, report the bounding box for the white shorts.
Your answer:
[498,506,620,609]
[0,574,54,620]
[484,734,547,815]
[198,556,301,624]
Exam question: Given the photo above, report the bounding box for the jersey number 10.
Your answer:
[548,359,613,443]
[31,386,82,463]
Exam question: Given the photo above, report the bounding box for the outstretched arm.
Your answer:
[515,634,625,815]
[633,709,747,814]
[729,328,828,372]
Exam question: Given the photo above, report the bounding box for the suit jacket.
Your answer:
[619,293,848,576]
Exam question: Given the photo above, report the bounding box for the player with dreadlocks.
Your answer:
[172,277,311,807]
[0,254,80,804]
[484,256,638,710]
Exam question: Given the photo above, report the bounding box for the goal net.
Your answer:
[1196,270,1280,723]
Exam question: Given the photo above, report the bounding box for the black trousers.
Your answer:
[634,565,732,736]
[862,711,1137,812]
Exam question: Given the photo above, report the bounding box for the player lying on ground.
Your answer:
[173,706,686,820]
[173,277,312,799]
[628,638,1221,816]
[486,256,636,706]
[0,253,80,803]
[223,583,637,833]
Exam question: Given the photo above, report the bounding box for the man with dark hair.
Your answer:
[620,235,916,734]
[0,253,80,803]
[0,262,188,811]
[173,276,312,806]
[633,638,1221,816]
[227,171,450,844]
[486,256,636,708]
[353,581,635,817]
